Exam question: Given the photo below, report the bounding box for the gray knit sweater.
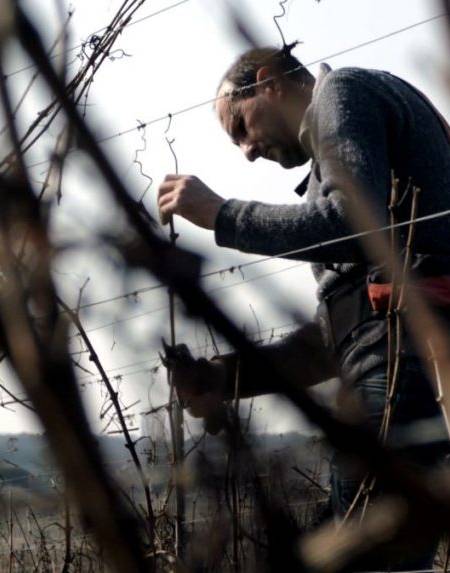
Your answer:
[214,65,450,300]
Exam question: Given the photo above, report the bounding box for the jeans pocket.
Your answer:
[350,319,388,348]
[354,378,388,432]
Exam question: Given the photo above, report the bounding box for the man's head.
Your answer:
[215,45,315,169]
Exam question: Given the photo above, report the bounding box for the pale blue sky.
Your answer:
[0,0,448,435]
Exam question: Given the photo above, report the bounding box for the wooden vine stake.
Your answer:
[164,113,186,558]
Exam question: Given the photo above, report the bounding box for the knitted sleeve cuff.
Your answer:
[214,199,247,249]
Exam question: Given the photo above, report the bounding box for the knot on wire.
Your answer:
[87,34,102,51]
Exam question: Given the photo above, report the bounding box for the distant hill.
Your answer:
[0,431,330,493]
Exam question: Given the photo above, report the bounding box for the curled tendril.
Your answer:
[273,0,289,46]
[133,119,153,203]
[108,49,132,62]
[164,114,179,174]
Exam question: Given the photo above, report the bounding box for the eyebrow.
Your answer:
[230,117,240,144]
[229,111,244,145]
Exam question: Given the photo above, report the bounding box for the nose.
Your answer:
[241,141,260,162]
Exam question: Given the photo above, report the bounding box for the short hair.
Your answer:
[218,43,314,101]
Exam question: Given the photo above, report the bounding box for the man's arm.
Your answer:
[214,321,337,400]
[214,68,398,263]
[167,320,337,421]
[157,70,397,263]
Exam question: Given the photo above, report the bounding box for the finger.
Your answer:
[158,191,176,208]
[159,198,178,225]
[158,181,177,198]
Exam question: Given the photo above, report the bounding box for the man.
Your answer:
[158,45,450,567]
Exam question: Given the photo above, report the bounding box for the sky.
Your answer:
[0,0,448,437]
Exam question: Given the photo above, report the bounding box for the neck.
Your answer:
[283,82,314,139]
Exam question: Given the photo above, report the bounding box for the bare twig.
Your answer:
[0,383,35,412]
[57,296,156,549]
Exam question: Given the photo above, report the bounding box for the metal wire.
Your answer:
[61,205,450,317]
[89,14,449,145]
[76,321,297,383]
[24,12,445,172]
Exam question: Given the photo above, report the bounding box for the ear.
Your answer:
[256,66,272,83]
[256,66,273,86]
[256,66,281,96]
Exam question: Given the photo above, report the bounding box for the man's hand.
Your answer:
[158,175,225,229]
[160,341,226,422]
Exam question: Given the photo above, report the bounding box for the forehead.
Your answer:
[216,80,237,120]
[216,90,241,136]
[216,97,238,129]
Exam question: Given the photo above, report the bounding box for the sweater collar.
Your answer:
[298,63,332,160]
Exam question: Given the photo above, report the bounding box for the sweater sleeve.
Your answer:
[215,69,400,264]
[213,321,337,400]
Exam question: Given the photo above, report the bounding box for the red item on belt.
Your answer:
[367,276,450,311]
[367,282,393,311]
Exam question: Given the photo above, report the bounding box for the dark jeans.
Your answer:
[330,319,450,570]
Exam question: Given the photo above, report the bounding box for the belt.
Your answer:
[317,275,450,353]
[317,278,376,353]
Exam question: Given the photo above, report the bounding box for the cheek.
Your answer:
[250,117,275,142]
[257,111,284,142]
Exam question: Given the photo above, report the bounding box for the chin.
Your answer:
[279,156,301,169]
[266,147,304,168]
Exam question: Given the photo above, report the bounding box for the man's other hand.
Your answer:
[158,175,225,229]
[160,341,226,420]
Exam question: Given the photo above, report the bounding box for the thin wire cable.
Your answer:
[24,12,445,172]
[67,259,304,313]
[76,322,296,382]
[83,13,450,145]
[72,261,306,335]
[240,207,450,264]
[15,12,447,318]
[3,0,191,80]
[63,205,450,316]
[79,362,160,382]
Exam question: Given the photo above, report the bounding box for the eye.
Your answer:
[231,115,246,144]
[237,116,247,138]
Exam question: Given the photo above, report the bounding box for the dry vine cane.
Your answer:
[224,359,242,572]
[163,113,186,559]
[3,25,155,555]
[341,176,421,525]
[57,297,156,553]
[0,0,149,174]
[359,180,421,521]
[0,28,149,573]
[19,6,450,569]
[0,178,148,572]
